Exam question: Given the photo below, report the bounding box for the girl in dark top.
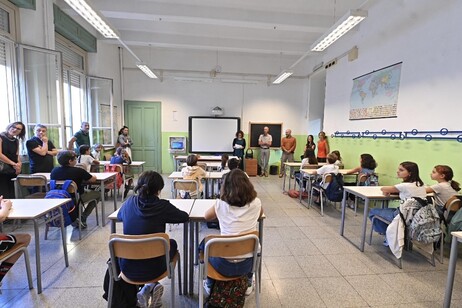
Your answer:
[0,122,25,199]
[303,134,316,160]
[232,130,246,170]
[117,171,189,307]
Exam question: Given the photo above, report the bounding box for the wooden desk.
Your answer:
[8,199,70,294]
[181,161,222,171]
[282,162,301,192]
[174,155,238,171]
[339,186,400,252]
[33,172,118,226]
[108,199,194,295]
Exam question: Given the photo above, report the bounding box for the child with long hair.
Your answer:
[369,161,427,243]
[117,171,189,307]
[345,153,378,207]
[78,144,100,172]
[331,150,343,167]
[203,169,263,296]
[181,154,206,198]
[426,165,461,211]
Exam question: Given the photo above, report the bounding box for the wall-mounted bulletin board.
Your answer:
[249,122,282,148]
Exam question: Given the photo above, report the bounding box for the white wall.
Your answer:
[322,0,462,133]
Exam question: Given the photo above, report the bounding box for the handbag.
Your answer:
[0,161,16,175]
[245,148,253,159]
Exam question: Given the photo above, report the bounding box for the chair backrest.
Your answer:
[358,174,369,185]
[108,233,171,280]
[17,174,48,190]
[322,173,333,184]
[197,162,207,171]
[203,231,259,277]
[173,179,199,192]
[446,196,462,212]
[301,164,318,169]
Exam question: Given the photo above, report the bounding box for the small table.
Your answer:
[8,199,71,294]
[443,231,462,308]
[174,155,238,171]
[339,186,399,252]
[282,162,302,192]
[33,172,118,226]
[108,199,194,295]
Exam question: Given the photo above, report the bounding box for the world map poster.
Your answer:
[349,62,402,120]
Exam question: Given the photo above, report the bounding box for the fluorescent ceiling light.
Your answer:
[136,63,158,79]
[272,70,293,84]
[311,9,367,52]
[64,0,119,38]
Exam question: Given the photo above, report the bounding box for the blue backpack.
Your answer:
[325,173,344,202]
[45,180,77,227]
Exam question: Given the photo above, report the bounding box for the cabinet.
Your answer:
[245,159,258,176]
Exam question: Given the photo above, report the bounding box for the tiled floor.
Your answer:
[2,174,462,307]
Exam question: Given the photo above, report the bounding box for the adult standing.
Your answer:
[26,124,58,173]
[0,122,25,199]
[279,129,296,178]
[68,121,90,152]
[304,134,316,160]
[317,131,329,163]
[117,126,134,159]
[258,126,272,177]
[232,130,246,170]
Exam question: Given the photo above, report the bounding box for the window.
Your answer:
[87,76,114,146]
[0,1,19,130]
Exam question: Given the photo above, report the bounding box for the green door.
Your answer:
[124,101,161,172]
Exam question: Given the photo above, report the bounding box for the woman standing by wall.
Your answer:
[0,122,25,198]
[232,130,246,170]
[117,126,134,159]
[317,131,329,163]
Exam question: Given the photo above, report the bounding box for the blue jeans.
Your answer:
[368,208,399,234]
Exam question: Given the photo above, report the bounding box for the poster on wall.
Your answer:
[349,62,402,120]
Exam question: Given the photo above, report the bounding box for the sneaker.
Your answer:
[264,172,268,177]
[383,238,389,247]
[259,173,264,177]
[149,283,164,308]
[73,218,87,229]
[245,278,255,296]
[347,200,355,209]
[279,174,283,178]
[203,280,211,295]
[137,283,154,308]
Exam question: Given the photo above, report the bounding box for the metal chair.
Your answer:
[15,174,48,199]
[44,180,99,240]
[107,233,181,308]
[198,231,260,308]
[309,173,333,216]
[104,164,134,200]
[173,179,200,199]
[352,174,369,215]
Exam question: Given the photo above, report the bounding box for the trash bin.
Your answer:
[269,165,278,175]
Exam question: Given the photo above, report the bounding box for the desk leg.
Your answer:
[258,219,264,293]
[111,220,116,233]
[189,221,194,295]
[340,189,347,236]
[33,219,42,294]
[100,181,106,227]
[282,165,287,192]
[58,207,69,268]
[195,222,199,265]
[444,236,459,308]
[182,222,188,296]
[113,181,117,211]
[288,167,293,190]
[360,198,370,252]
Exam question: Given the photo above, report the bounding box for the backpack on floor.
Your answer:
[409,202,442,244]
[206,277,248,308]
[325,173,344,202]
[45,180,77,227]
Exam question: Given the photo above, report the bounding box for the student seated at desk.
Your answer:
[294,148,318,189]
[110,147,132,165]
[180,154,206,198]
[344,154,378,208]
[117,171,189,308]
[311,153,339,204]
[218,154,229,172]
[426,165,461,219]
[51,150,100,229]
[77,144,100,172]
[91,143,103,161]
[202,169,263,296]
[331,150,343,168]
[369,161,426,245]
[0,196,31,288]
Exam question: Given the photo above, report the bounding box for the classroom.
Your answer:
[1,0,462,307]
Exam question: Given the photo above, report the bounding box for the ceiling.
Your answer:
[60,0,367,58]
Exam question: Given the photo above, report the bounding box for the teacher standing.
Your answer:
[232,130,246,170]
[258,126,272,177]
[0,122,25,199]
[118,126,134,159]
[317,131,329,163]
